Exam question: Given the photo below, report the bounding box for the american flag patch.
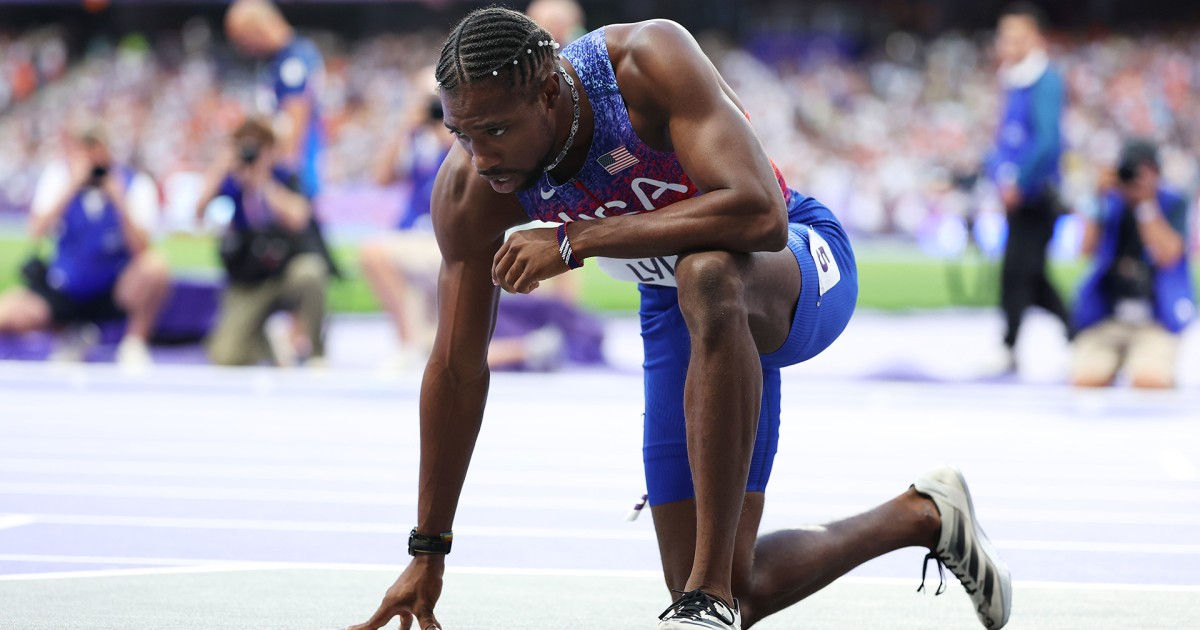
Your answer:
[597,145,639,175]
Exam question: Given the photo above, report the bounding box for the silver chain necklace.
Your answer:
[543,65,580,173]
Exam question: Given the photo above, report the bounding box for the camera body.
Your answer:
[88,164,109,186]
[1116,161,1138,185]
[1116,140,1158,185]
[239,140,261,166]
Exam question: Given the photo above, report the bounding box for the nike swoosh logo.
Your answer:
[540,187,555,200]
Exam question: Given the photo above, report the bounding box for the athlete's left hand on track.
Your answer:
[492,226,569,294]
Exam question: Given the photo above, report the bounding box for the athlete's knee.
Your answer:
[675,251,747,332]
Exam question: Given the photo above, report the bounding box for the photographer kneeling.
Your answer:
[1072,140,1194,388]
[197,118,329,366]
[0,125,169,367]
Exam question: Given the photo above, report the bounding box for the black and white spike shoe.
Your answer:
[914,465,1013,629]
[656,589,741,629]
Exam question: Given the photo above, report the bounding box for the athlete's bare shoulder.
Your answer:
[602,20,745,151]
[431,144,530,262]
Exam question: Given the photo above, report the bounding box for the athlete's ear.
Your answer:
[538,68,561,110]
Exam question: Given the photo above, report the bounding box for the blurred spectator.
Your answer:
[359,89,451,370]
[2,13,1199,249]
[985,2,1073,373]
[526,0,587,46]
[1071,140,1193,388]
[225,0,325,198]
[0,124,169,368]
[226,0,340,362]
[196,117,330,366]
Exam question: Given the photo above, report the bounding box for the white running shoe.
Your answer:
[913,466,1012,629]
[657,589,741,629]
[115,336,153,371]
[50,323,100,363]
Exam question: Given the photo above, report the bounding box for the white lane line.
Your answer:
[0,514,36,531]
[18,514,654,540]
[3,468,1198,506]
[995,540,1200,554]
[2,557,1200,594]
[0,553,252,566]
[0,565,272,581]
[10,514,1200,554]
[5,482,1200,526]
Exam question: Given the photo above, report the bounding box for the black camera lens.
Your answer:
[91,165,108,180]
[1117,163,1137,183]
[239,144,260,165]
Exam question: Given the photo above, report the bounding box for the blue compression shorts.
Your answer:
[639,194,858,506]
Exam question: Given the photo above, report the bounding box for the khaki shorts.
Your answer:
[1071,318,1179,387]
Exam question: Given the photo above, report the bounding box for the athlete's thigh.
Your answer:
[740,248,804,355]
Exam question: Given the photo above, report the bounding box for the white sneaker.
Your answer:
[50,323,100,363]
[977,346,1017,377]
[115,336,153,371]
[657,590,741,629]
[913,466,1012,629]
[379,344,429,374]
[523,325,565,372]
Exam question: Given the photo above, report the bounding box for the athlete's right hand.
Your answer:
[345,557,444,630]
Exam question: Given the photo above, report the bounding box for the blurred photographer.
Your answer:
[987,2,1073,373]
[1071,140,1193,388]
[0,125,169,367]
[196,117,329,366]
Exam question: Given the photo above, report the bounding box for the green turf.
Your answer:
[2,234,1194,313]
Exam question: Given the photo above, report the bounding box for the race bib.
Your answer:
[807,228,840,296]
[595,255,679,287]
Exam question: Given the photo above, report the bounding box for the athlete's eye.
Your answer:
[487,127,507,137]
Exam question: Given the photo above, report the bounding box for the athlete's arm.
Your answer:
[568,20,788,260]
[350,147,526,630]
[418,146,531,536]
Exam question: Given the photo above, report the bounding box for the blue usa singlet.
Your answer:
[516,28,859,506]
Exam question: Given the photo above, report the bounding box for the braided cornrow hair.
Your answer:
[435,6,559,92]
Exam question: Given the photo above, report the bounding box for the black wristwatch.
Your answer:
[408,528,454,556]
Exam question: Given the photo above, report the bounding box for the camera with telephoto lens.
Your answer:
[1117,162,1138,185]
[89,164,109,184]
[1116,140,1158,185]
[238,139,261,166]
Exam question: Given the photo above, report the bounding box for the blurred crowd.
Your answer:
[3,22,1199,237]
[719,29,1200,242]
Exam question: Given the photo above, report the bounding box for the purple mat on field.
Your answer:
[493,293,606,365]
[0,277,607,369]
[0,276,221,362]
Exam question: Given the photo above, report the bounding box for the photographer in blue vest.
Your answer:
[1071,140,1193,389]
[196,117,330,367]
[0,125,169,367]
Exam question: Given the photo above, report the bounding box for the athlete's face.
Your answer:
[441,72,561,194]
